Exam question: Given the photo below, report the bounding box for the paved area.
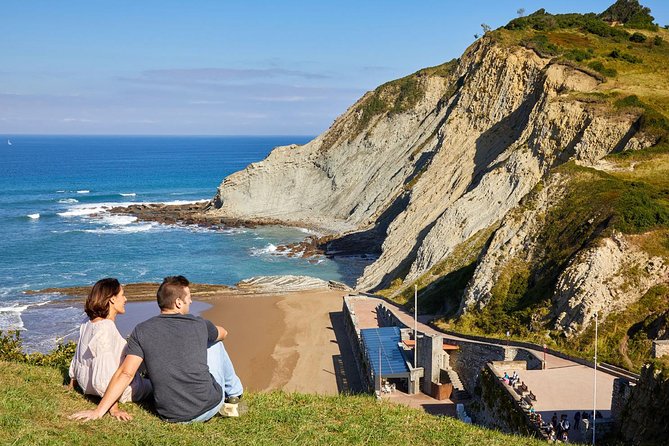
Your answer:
[347,294,618,437]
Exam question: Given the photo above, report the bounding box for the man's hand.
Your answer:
[68,409,104,422]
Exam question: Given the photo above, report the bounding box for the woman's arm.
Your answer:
[68,355,143,422]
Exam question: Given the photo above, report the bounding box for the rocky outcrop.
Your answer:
[552,233,669,336]
[206,35,645,293]
[236,275,351,294]
[620,360,669,445]
[461,174,569,311]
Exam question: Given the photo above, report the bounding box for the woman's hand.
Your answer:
[68,409,104,422]
[109,407,133,421]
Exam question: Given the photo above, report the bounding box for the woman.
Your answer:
[68,278,152,420]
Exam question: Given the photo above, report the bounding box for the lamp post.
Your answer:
[414,284,418,368]
[592,311,598,445]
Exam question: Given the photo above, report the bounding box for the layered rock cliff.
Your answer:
[207,34,645,288]
[206,18,669,347]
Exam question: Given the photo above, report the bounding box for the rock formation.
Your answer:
[204,23,666,338]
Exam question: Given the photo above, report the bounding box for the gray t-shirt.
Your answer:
[126,313,222,422]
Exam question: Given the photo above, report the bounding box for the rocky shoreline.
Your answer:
[107,202,382,260]
[25,275,352,301]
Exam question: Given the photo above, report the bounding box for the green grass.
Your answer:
[0,361,545,446]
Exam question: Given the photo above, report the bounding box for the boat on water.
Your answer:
[7,139,11,145]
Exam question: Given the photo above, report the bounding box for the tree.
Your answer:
[517,8,525,17]
[481,23,492,34]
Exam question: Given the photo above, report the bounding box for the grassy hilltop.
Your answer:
[0,361,543,446]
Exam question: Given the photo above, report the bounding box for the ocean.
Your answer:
[0,135,370,352]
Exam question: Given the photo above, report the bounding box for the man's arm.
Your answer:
[216,325,228,341]
[68,354,143,422]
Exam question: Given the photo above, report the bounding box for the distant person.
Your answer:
[70,275,243,422]
[573,411,581,430]
[551,412,558,429]
[68,278,152,420]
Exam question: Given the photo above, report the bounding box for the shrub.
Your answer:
[599,0,658,31]
[609,49,643,63]
[654,35,663,46]
[564,48,594,62]
[629,32,647,43]
[588,60,618,77]
[0,330,76,375]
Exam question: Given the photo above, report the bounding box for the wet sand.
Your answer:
[202,289,350,394]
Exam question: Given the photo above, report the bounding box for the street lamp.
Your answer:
[592,311,598,446]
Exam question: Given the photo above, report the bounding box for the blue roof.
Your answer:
[360,326,410,378]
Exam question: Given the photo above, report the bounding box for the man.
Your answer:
[70,275,243,423]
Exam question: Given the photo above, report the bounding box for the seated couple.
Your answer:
[69,276,243,423]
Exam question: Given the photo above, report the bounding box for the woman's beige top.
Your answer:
[68,319,151,402]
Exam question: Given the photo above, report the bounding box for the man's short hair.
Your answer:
[157,275,190,310]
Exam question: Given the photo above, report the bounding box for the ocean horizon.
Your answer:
[0,135,372,352]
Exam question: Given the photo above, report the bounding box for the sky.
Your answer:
[2,1,668,136]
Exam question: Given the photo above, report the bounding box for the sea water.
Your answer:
[0,136,371,352]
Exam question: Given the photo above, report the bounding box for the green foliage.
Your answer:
[614,95,669,140]
[588,60,618,77]
[0,330,76,376]
[350,60,458,142]
[0,331,25,362]
[615,182,669,232]
[608,48,643,63]
[599,0,658,30]
[630,31,647,43]
[519,33,560,56]
[506,9,630,39]
[564,47,594,62]
[654,35,664,46]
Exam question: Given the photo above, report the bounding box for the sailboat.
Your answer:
[7,139,11,146]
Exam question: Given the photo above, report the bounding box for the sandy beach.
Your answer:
[201,289,359,394]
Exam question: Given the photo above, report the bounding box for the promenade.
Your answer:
[347,294,619,441]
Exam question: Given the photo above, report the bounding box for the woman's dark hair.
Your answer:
[84,278,121,320]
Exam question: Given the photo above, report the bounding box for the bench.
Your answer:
[519,381,528,392]
[528,391,537,401]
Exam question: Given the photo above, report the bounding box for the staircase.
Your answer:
[444,367,471,401]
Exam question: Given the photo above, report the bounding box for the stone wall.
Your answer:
[342,297,372,392]
[620,361,669,444]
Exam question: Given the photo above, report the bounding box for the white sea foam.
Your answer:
[84,223,158,234]
[101,214,137,226]
[27,213,40,219]
[76,190,90,194]
[58,198,79,204]
[250,243,287,257]
[120,193,136,197]
[56,190,66,193]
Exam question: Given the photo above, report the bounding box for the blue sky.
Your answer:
[2,1,668,135]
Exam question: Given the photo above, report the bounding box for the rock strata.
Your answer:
[204,35,645,294]
[552,233,669,336]
[236,275,351,293]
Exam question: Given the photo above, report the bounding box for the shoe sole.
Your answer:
[219,400,248,418]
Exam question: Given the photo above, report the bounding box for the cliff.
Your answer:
[206,6,669,367]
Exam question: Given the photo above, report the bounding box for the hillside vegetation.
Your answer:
[0,360,543,446]
[384,1,669,373]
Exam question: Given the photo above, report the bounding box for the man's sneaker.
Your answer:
[219,395,247,418]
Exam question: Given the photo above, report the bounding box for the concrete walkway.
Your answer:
[347,294,618,440]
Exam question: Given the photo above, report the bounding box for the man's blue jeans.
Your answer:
[188,341,243,423]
